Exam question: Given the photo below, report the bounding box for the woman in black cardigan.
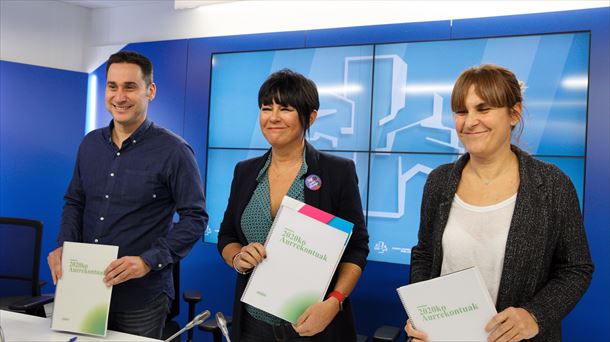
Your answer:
[217,69,369,341]
[406,65,593,341]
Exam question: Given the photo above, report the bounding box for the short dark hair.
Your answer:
[258,69,319,135]
[106,51,154,86]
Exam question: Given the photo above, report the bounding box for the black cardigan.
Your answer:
[217,142,369,341]
[410,145,594,341]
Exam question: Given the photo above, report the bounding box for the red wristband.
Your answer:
[326,290,346,303]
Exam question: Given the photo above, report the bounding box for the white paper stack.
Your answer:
[397,267,497,342]
[241,196,353,323]
[52,241,118,337]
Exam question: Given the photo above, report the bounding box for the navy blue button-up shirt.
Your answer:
[58,119,207,311]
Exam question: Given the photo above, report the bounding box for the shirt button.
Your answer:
[99,217,104,221]
[132,140,137,144]
[116,152,121,156]
[94,239,99,243]
[157,264,162,268]
[110,172,115,177]
[152,194,157,198]
[105,194,109,199]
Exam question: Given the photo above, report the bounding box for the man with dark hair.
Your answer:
[47,51,208,339]
[106,51,154,86]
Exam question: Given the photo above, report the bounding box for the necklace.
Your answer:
[480,178,492,186]
[468,154,518,186]
[269,158,302,181]
[470,166,504,186]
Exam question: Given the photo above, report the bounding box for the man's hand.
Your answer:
[47,247,63,285]
[292,298,340,336]
[103,256,151,287]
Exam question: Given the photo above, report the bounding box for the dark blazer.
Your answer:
[217,141,369,341]
[410,145,594,341]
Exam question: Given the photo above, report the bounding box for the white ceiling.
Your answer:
[59,0,232,9]
[59,0,164,9]
[5,0,607,73]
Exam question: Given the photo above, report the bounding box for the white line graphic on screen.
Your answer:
[312,82,358,146]
[368,158,433,219]
[377,93,464,153]
[373,55,408,126]
[370,93,462,218]
[312,54,458,219]
[312,55,404,148]
[311,93,355,147]
[310,132,338,147]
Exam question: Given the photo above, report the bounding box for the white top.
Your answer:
[441,193,517,304]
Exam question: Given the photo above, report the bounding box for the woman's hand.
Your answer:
[405,319,428,342]
[234,242,266,273]
[292,298,340,336]
[485,307,539,342]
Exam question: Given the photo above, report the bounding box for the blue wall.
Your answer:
[1,7,608,341]
[0,60,88,291]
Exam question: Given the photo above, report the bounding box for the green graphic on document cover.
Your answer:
[281,228,328,261]
[417,303,480,321]
[280,292,319,323]
[80,303,108,335]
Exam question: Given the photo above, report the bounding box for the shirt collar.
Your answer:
[102,119,152,146]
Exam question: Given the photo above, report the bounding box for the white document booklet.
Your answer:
[397,267,497,342]
[241,196,353,323]
[51,241,118,337]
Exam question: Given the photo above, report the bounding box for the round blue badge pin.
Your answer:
[305,174,322,191]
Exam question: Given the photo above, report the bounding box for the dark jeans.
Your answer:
[108,293,170,339]
[242,310,312,342]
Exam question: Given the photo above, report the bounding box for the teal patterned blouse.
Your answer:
[241,150,308,325]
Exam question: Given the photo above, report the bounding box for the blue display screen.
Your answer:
[206,32,589,265]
